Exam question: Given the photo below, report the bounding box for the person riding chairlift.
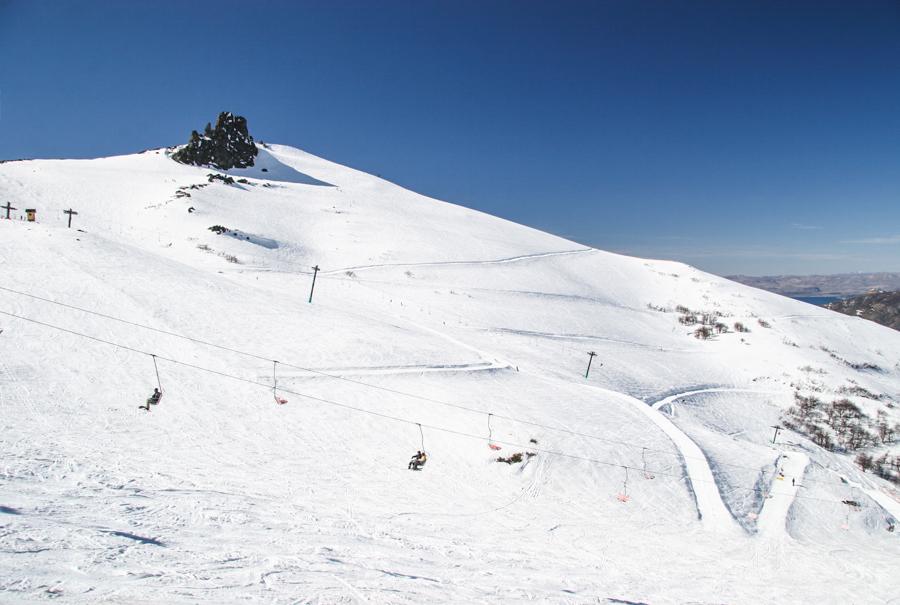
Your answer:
[408,450,427,470]
[139,388,162,412]
[148,388,161,406]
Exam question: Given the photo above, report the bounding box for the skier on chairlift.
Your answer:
[148,388,162,406]
[139,388,161,411]
[408,450,427,471]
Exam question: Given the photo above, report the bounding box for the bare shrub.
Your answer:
[496,452,537,464]
[855,452,874,473]
[694,326,712,340]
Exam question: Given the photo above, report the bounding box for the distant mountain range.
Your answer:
[727,272,900,297]
[826,291,900,331]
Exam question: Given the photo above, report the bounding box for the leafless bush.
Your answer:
[856,452,874,472]
[837,384,883,400]
[694,326,713,340]
[496,452,537,464]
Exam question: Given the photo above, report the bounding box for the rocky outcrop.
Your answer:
[172,112,258,170]
[827,291,900,331]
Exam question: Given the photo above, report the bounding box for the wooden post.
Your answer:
[63,208,78,228]
[1,202,16,220]
[308,265,320,303]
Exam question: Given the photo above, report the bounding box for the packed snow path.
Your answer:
[756,452,809,537]
[604,387,741,533]
[824,469,900,522]
[651,387,777,412]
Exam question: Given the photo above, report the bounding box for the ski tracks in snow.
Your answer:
[823,469,900,522]
[651,387,779,412]
[321,247,595,276]
[649,387,809,539]
[608,386,741,534]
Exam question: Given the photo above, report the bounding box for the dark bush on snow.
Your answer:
[496,452,537,464]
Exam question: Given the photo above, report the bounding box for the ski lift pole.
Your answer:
[418,423,425,451]
[585,351,598,379]
[770,425,782,444]
[308,265,320,304]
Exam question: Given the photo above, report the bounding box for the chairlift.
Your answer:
[273,361,288,405]
[487,413,502,450]
[616,466,631,502]
[841,488,858,530]
[641,447,654,479]
[139,354,163,411]
[408,423,428,471]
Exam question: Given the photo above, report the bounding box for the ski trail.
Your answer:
[756,452,808,538]
[556,380,741,534]
[326,279,739,534]
[651,387,778,411]
[321,248,595,275]
[823,469,900,521]
[270,361,505,380]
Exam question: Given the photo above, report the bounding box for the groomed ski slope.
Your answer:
[1,144,899,604]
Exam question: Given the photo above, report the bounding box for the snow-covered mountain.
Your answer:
[1,142,898,603]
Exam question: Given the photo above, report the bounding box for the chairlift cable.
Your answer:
[0,284,836,481]
[0,307,868,506]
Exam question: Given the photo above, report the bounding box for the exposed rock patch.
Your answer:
[172,112,258,170]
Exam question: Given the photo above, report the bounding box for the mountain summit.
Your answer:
[1,140,899,603]
[172,111,258,170]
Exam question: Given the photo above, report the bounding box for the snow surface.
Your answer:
[1,144,899,603]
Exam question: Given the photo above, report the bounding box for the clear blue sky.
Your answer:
[1,0,898,276]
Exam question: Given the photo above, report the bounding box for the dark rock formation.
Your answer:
[172,112,258,170]
[827,291,900,331]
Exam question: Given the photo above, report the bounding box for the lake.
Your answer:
[793,296,842,306]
